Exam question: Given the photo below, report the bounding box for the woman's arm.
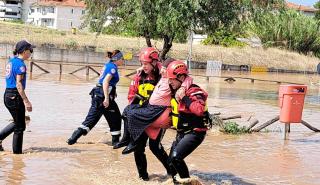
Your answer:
[16,74,32,112]
[127,75,139,103]
[102,74,112,108]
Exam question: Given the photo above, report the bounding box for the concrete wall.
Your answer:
[0,43,105,63]
[1,42,318,74]
[0,43,140,65]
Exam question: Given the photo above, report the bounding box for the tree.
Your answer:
[196,0,240,36]
[113,0,197,59]
[83,0,240,59]
[82,0,118,34]
[315,1,320,20]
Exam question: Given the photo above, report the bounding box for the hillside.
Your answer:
[0,21,319,71]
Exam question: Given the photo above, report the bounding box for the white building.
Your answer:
[286,2,318,17]
[0,0,22,20]
[27,0,85,30]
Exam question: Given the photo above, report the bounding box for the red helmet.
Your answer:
[167,60,188,79]
[139,47,159,63]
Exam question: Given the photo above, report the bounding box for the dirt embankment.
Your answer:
[1,21,319,71]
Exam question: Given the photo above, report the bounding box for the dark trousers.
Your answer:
[169,130,206,178]
[134,129,172,178]
[80,87,121,136]
[0,89,26,154]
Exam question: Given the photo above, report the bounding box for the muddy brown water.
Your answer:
[0,63,319,185]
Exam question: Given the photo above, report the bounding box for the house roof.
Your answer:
[34,0,86,8]
[286,1,318,12]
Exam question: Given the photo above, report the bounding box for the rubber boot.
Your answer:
[12,132,23,154]
[171,157,190,179]
[67,128,85,145]
[134,151,149,181]
[149,139,176,176]
[111,135,120,146]
[0,140,4,151]
[113,119,130,149]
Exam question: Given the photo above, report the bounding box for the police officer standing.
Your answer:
[67,50,123,146]
[0,40,35,154]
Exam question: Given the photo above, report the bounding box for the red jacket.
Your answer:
[127,74,140,103]
[178,84,208,117]
[127,74,158,104]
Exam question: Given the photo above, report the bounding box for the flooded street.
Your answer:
[0,63,320,185]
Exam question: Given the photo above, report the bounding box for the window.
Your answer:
[30,8,35,13]
[6,1,18,5]
[37,8,40,12]
[5,12,18,15]
[70,21,73,27]
[81,10,85,15]
[71,9,73,14]
[47,7,54,13]
[41,18,54,27]
[42,7,47,15]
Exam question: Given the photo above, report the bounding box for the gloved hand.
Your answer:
[181,96,192,109]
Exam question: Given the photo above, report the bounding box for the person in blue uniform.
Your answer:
[67,50,123,146]
[0,40,35,154]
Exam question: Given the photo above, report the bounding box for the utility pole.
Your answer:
[187,29,193,69]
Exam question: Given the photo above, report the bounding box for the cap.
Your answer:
[15,40,36,54]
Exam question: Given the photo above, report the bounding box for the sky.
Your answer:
[288,0,319,7]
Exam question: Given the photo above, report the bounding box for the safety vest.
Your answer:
[171,98,179,129]
[171,97,209,130]
[137,79,156,105]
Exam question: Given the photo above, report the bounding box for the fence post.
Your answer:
[30,61,33,73]
[59,64,62,75]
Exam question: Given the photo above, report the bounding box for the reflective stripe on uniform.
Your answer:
[171,97,208,130]
[110,130,121,135]
[79,125,90,133]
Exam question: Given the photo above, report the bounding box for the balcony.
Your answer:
[5,6,20,13]
[3,13,21,19]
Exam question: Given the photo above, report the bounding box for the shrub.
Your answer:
[222,121,248,134]
[202,29,246,47]
[65,39,79,50]
[244,9,320,57]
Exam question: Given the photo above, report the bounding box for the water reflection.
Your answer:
[0,156,26,185]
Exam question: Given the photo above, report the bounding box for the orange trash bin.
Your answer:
[279,85,307,123]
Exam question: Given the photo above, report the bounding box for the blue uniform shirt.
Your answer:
[98,61,119,87]
[5,57,27,89]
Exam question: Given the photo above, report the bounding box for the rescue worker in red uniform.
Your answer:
[166,61,211,182]
[114,48,173,181]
